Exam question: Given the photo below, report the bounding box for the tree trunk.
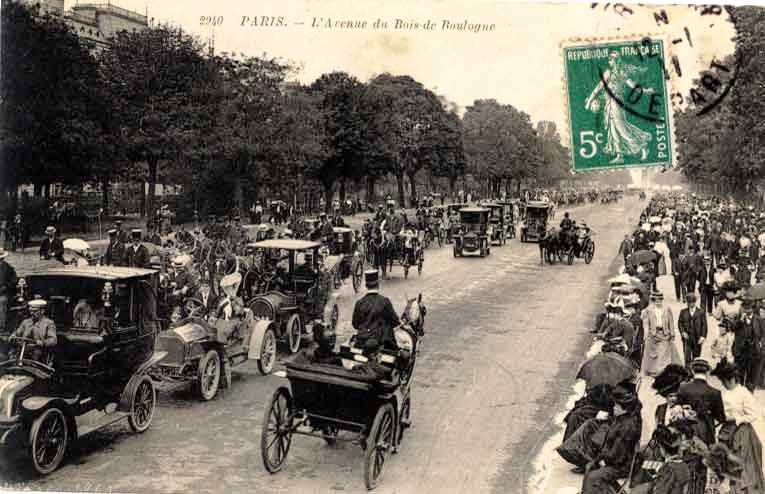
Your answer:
[101,180,110,215]
[233,177,244,211]
[366,176,376,205]
[395,172,406,208]
[324,182,334,214]
[339,178,346,203]
[147,158,158,219]
[449,176,457,195]
[408,172,417,206]
[43,184,50,200]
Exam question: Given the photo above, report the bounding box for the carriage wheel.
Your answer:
[364,403,395,490]
[257,329,277,375]
[128,375,156,432]
[352,260,364,293]
[585,241,595,264]
[287,314,303,355]
[397,397,411,445]
[195,350,221,401]
[30,407,68,475]
[261,387,294,474]
[567,249,574,265]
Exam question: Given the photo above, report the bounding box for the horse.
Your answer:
[401,293,426,337]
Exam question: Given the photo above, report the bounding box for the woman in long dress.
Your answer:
[711,361,765,494]
[641,292,684,377]
[584,51,654,165]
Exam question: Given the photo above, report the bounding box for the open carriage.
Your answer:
[261,295,425,490]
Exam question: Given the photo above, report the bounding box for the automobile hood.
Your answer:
[166,322,209,343]
[0,374,34,419]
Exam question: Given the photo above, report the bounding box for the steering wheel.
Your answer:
[184,298,205,318]
[3,335,39,345]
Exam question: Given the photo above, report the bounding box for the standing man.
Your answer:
[698,255,716,314]
[0,248,17,335]
[39,226,64,262]
[104,229,125,266]
[678,293,707,367]
[677,358,726,446]
[114,220,128,244]
[733,300,756,391]
[352,270,400,351]
[750,303,765,391]
[617,234,633,265]
[124,230,150,268]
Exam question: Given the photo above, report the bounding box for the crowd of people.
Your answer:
[556,192,765,494]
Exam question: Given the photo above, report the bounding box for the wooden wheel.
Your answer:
[257,328,277,375]
[194,350,221,401]
[364,403,395,490]
[286,314,302,355]
[352,259,364,293]
[567,249,574,265]
[30,407,68,475]
[585,240,595,264]
[261,387,293,473]
[128,375,156,432]
[397,396,411,445]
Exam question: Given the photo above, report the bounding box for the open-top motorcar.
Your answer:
[0,266,165,475]
[520,201,554,243]
[453,208,491,257]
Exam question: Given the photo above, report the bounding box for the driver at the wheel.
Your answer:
[352,270,400,352]
[560,212,574,231]
[11,299,57,363]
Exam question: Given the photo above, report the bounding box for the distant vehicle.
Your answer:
[520,201,554,243]
[454,208,491,257]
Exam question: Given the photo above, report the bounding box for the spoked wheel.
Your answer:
[286,314,303,355]
[397,397,411,445]
[352,259,364,293]
[364,403,395,490]
[128,375,156,432]
[30,407,68,475]
[257,328,277,375]
[195,350,221,401]
[261,387,294,474]
[585,241,595,264]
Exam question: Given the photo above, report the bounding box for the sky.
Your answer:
[69,0,737,143]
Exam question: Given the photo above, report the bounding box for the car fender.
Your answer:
[136,351,168,375]
[21,395,77,414]
[249,319,275,360]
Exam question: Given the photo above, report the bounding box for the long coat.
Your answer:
[124,244,151,269]
[678,307,708,362]
[677,378,726,445]
[641,305,683,376]
[352,292,400,350]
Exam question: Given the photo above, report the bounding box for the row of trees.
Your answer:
[2,1,571,217]
[675,6,765,197]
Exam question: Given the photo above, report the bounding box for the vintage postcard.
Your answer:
[1,1,763,494]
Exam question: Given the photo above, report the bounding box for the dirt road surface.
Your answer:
[0,198,643,494]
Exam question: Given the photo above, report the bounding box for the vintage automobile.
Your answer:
[0,266,165,475]
[152,272,275,400]
[329,227,364,292]
[261,294,426,490]
[250,223,276,243]
[453,208,491,257]
[247,239,339,354]
[497,201,517,239]
[445,203,468,244]
[520,201,554,243]
[482,203,508,246]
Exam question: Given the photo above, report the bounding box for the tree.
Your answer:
[100,24,213,217]
[1,1,103,202]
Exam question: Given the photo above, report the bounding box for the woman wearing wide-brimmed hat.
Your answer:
[712,360,765,494]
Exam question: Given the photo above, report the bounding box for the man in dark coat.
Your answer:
[618,234,633,265]
[697,255,716,314]
[0,249,17,334]
[124,230,150,268]
[751,303,765,390]
[39,226,64,261]
[104,229,126,266]
[733,300,756,390]
[352,270,400,351]
[677,358,726,445]
[678,293,707,367]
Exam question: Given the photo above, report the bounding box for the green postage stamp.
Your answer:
[563,38,673,172]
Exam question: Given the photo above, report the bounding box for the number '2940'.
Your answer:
[200,16,224,26]
[578,131,604,159]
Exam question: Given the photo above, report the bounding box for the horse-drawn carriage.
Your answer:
[261,295,426,490]
[453,208,491,257]
[565,226,596,264]
[329,227,364,292]
[520,201,554,243]
[0,267,165,474]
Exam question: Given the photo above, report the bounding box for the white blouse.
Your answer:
[721,384,761,425]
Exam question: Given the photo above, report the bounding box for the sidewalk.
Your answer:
[530,273,765,494]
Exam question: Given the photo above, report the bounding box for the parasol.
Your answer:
[746,283,765,301]
[576,352,637,390]
[62,238,90,253]
[628,249,659,265]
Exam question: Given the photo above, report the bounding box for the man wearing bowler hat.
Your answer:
[352,270,400,352]
[678,292,707,367]
[677,358,726,445]
[124,229,150,268]
[104,229,126,266]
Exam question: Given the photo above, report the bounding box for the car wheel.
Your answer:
[128,375,156,433]
[195,350,221,401]
[287,314,302,354]
[257,328,277,375]
[30,407,68,475]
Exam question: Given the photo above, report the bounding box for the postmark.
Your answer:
[563,37,673,172]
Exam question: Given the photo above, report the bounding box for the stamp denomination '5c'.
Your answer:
[563,38,673,172]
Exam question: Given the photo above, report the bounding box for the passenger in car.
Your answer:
[73,298,101,330]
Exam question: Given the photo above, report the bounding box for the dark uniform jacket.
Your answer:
[0,261,17,298]
[352,292,400,350]
[104,240,126,266]
[678,307,707,357]
[124,244,151,268]
[39,236,64,261]
[597,407,643,474]
[677,378,726,444]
